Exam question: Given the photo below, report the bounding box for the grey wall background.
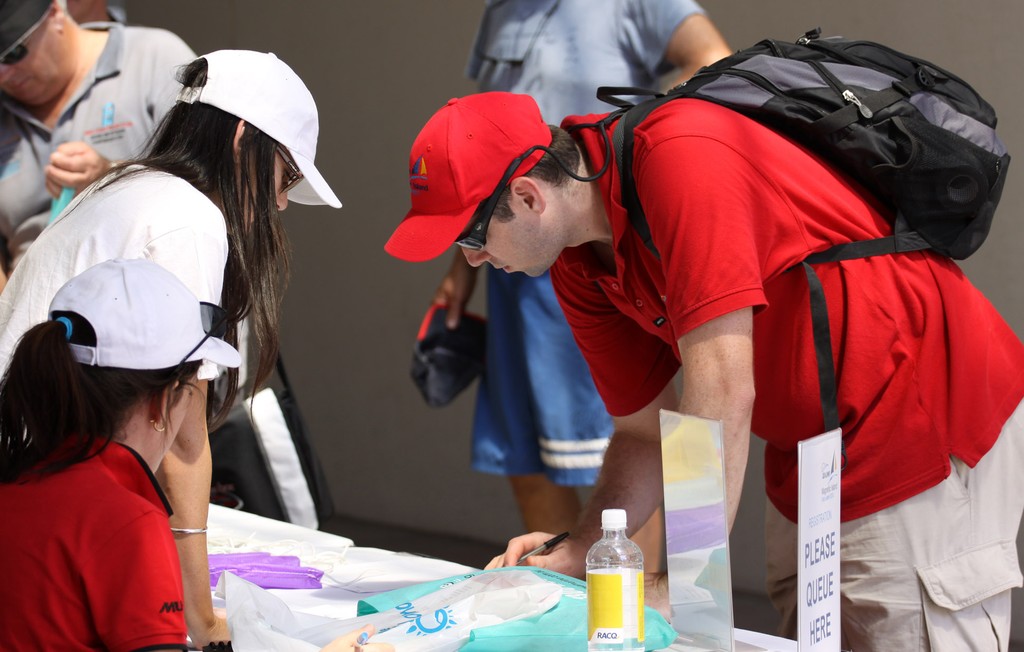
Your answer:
[128,0,1024,639]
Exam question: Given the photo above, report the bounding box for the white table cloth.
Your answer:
[207,506,796,651]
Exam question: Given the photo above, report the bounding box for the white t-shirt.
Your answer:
[0,169,228,377]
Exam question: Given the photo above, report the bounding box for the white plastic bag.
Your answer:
[224,569,562,651]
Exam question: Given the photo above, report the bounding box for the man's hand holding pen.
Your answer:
[486,530,586,577]
[516,531,570,565]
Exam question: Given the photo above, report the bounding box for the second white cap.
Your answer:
[602,509,627,530]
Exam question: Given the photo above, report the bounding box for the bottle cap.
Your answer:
[602,509,627,530]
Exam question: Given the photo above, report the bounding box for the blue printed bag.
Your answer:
[356,567,677,651]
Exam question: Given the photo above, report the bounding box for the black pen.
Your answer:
[516,531,570,565]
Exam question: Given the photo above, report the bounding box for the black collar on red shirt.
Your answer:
[110,443,174,517]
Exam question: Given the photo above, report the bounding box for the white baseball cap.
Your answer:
[49,259,241,371]
[176,49,342,209]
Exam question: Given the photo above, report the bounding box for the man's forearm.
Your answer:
[721,420,751,530]
[676,371,753,531]
[576,382,680,550]
[675,309,756,532]
[577,431,665,545]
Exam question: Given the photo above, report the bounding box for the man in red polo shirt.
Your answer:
[385,92,1024,650]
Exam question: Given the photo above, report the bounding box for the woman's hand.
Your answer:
[320,624,393,651]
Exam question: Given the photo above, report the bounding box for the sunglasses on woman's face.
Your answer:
[277,146,303,194]
[176,302,229,367]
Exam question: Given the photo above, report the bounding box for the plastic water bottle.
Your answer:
[587,509,645,651]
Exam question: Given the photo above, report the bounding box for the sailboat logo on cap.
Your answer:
[409,155,428,195]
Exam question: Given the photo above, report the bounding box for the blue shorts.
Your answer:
[470,269,612,486]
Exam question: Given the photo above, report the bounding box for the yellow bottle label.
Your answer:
[634,569,643,642]
[638,570,644,643]
[589,572,624,637]
[588,569,644,645]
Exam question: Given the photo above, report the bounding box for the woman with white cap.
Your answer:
[0,50,341,646]
[0,259,388,652]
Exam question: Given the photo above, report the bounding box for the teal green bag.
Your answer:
[356,567,678,651]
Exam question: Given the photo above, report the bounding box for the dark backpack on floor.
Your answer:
[598,28,1011,456]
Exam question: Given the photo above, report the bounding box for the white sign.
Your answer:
[797,429,842,651]
[659,410,734,651]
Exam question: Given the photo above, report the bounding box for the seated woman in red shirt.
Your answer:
[0,259,386,652]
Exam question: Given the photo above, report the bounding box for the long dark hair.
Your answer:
[0,321,200,483]
[101,58,290,423]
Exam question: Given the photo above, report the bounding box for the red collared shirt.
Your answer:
[554,99,1024,521]
[0,442,187,651]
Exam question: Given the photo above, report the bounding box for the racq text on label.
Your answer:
[803,531,836,568]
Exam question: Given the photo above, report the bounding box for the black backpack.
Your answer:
[598,28,1011,457]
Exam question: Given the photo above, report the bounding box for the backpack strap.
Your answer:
[800,261,839,432]
[601,86,674,260]
[800,261,848,468]
[596,86,664,108]
[804,213,930,264]
[798,212,929,469]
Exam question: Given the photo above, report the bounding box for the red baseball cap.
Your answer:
[385,92,552,262]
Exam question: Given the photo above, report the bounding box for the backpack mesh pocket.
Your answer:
[875,116,1007,258]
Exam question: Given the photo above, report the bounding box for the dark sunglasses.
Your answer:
[1,11,47,66]
[177,302,229,367]
[455,144,548,251]
[277,145,303,194]
[0,43,28,66]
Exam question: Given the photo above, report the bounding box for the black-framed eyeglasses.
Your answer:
[177,302,229,367]
[277,145,303,194]
[455,145,547,251]
[0,11,48,66]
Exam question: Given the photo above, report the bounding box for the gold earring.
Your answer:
[150,419,166,433]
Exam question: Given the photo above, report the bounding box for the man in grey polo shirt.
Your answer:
[0,0,194,281]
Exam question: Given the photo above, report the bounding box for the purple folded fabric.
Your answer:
[665,503,727,555]
[209,552,324,589]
